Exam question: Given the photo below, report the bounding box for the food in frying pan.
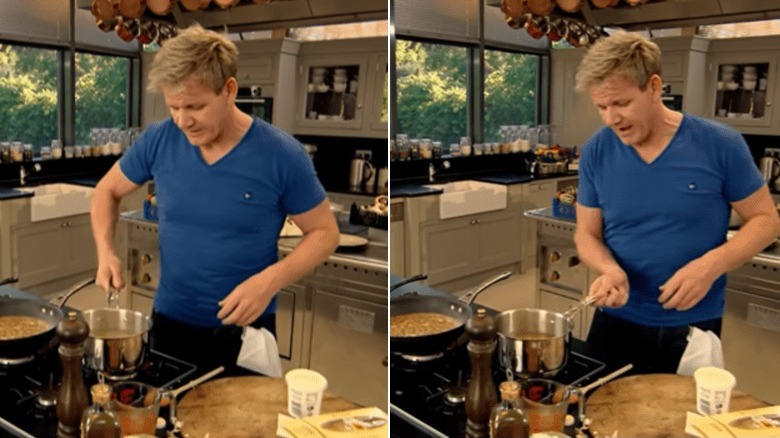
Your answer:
[0,315,51,340]
[390,312,460,337]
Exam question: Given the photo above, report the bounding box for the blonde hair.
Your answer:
[147,25,238,94]
[575,31,662,92]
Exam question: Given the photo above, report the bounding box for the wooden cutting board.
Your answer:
[586,374,769,437]
[177,376,359,437]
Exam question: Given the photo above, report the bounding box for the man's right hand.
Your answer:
[96,252,124,292]
[589,269,629,308]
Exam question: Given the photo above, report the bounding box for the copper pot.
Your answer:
[525,16,546,39]
[179,0,211,11]
[116,18,140,42]
[556,0,583,13]
[92,0,120,21]
[214,0,240,8]
[528,0,556,16]
[147,0,173,15]
[119,0,147,19]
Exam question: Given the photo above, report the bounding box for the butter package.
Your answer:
[687,405,780,437]
[278,407,387,438]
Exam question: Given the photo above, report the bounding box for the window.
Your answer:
[0,44,58,148]
[395,39,468,147]
[483,48,538,142]
[75,53,131,145]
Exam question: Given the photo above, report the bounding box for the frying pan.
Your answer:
[0,278,94,359]
[389,274,428,293]
[390,271,512,358]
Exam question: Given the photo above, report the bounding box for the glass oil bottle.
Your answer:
[81,383,121,438]
[489,380,530,438]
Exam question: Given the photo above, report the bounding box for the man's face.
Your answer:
[588,72,659,147]
[163,76,233,148]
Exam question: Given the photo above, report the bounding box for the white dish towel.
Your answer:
[237,326,283,377]
[677,326,724,376]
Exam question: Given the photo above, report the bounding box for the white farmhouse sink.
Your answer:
[21,183,94,222]
[424,180,507,219]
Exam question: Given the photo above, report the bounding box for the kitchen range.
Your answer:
[0,285,198,438]
[388,275,620,438]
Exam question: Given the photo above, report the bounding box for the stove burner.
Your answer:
[397,352,444,362]
[100,370,137,381]
[36,389,57,408]
[0,356,35,366]
[444,386,466,405]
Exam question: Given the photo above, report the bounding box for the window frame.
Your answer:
[391,34,549,144]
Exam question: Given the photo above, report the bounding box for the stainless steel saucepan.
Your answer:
[496,295,596,378]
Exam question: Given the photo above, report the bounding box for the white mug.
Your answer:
[377,167,388,192]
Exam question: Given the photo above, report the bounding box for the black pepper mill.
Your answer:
[465,308,498,438]
[56,311,90,438]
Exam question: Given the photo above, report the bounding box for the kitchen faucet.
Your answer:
[19,163,42,186]
[428,160,451,183]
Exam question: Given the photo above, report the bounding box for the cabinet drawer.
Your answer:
[237,57,274,83]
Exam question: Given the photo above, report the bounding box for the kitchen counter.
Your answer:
[390,171,578,197]
[0,187,33,200]
[526,206,780,265]
[119,210,388,273]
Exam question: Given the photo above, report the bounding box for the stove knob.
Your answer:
[140,273,152,285]
[568,256,580,267]
[550,251,561,262]
[549,270,560,281]
[141,254,153,265]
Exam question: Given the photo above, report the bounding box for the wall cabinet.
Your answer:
[707,53,777,131]
[11,214,96,293]
[293,37,387,139]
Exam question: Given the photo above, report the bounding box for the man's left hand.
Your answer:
[217,274,275,326]
[658,258,718,311]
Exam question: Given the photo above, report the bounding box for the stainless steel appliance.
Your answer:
[388,296,607,438]
[349,154,375,190]
[236,86,273,123]
[759,154,780,185]
[722,251,780,404]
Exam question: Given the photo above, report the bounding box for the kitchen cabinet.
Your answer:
[420,208,521,289]
[308,284,387,412]
[293,37,387,139]
[10,214,96,293]
[277,282,310,373]
[390,199,405,276]
[520,180,558,274]
[708,53,777,129]
[706,36,780,135]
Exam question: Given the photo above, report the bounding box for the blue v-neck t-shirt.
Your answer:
[578,113,764,326]
[119,117,326,327]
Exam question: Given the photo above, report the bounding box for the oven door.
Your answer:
[236,97,273,123]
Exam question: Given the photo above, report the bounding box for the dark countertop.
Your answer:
[0,187,33,200]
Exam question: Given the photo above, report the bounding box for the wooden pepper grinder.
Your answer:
[465,308,498,438]
[56,311,90,438]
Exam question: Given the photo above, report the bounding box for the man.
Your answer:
[573,32,780,374]
[90,25,339,374]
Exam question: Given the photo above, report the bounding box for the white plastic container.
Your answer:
[285,369,328,418]
[694,366,736,415]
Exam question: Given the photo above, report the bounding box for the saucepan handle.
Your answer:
[51,277,97,308]
[459,271,513,305]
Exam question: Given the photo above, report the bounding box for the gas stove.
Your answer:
[389,336,607,438]
[0,348,197,438]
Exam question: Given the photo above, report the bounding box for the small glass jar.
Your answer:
[40,146,52,160]
[395,134,409,161]
[22,144,33,162]
[51,139,63,159]
[409,139,420,160]
[432,141,443,159]
[419,138,433,159]
[83,144,93,157]
[0,142,11,163]
[11,142,23,162]
[473,143,484,156]
[64,146,75,159]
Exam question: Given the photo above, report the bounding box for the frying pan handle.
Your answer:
[459,271,513,305]
[389,274,428,292]
[51,277,96,308]
[0,277,19,287]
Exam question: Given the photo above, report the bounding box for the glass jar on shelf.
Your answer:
[395,134,410,161]
[0,142,11,163]
[51,139,63,159]
[11,142,23,163]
